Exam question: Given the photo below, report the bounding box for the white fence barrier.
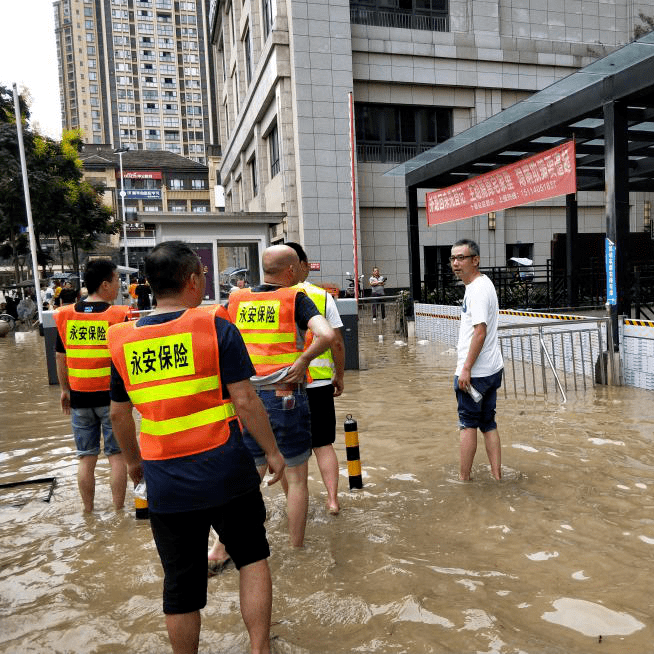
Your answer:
[414,304,654,394]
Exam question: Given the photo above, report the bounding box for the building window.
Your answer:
[350,0,449,32]
[269,123,279,178]
[169,178,184,189]
[262,0,273,38]
[249,156,258,196]
[354,103,452,163]
[244,26,252,85]
[191,179,205,189]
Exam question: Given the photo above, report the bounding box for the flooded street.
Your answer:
[1,322,653,653]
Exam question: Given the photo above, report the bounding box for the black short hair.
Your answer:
[144,241,201,298]
[285,241,308,264]
[453,239,480,258]
[84,259,117,294]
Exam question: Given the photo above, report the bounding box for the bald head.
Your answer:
[262,245,301,286]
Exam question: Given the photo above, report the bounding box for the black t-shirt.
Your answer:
[135,284,151,309]
[56,301,126,409]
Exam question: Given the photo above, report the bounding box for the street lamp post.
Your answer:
[114,147,129,268]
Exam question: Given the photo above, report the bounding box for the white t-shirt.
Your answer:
[456,274,503,377]
[300,283,343,388]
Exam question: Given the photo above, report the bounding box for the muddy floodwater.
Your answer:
[1,322,653,654]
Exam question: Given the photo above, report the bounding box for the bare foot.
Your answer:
[327,502,340,515]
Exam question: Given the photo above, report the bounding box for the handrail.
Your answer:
[539,332,567,403]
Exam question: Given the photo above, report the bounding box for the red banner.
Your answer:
[426,141,576,226]
[119,171,163,179]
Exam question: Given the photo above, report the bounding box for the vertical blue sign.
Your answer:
[605,237,616,306]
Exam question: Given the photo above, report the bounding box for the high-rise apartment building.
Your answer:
[54,0,216,163]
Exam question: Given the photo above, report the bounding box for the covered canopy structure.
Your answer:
[388,32,654,342]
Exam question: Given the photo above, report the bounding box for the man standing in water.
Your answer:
[108,241,285,654]
[287,242,345,515]
[451,239,504,481]
[54,259,130,513]
[228,245,335,546]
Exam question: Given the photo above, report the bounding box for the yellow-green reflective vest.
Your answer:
[296,282,335,382]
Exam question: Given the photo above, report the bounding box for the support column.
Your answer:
[565,193,578,307]
[406,185,420,302]
[604,101,630,348]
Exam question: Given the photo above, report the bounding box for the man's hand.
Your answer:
[332,374,344,397]
[60,390,71,415]
[264,449,286,486]
[282,356,310,383]
[458,368,472,391]
[127,461,144,486]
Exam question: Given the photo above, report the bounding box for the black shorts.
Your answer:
[307,384,336,449]
[149,489,269,615]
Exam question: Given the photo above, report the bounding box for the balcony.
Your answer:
[350,6,449,32]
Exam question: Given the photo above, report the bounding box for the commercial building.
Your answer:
[54,0,217,163]
[207,0,653,293]
[80,144,282,297]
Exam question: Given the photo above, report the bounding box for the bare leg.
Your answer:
[78,454,98,513]
[107,453,127,510]
[284,462,309,547]
[165,611,200,654]
[483,428,502,480]
[459,427,477,481]
[313,445,340,514]
[239,560,272,654]
[208,529,229,563]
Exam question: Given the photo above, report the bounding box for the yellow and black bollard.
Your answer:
[134,480,149,520]
[344,414,363,489]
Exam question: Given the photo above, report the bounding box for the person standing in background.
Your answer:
[135,278,152,311]
[369,266,386,321]
[450,239,504,481]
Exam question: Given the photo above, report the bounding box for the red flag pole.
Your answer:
[348,92,360,301]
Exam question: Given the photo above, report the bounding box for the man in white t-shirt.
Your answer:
[451,239,504,481]
[287,242,345,514]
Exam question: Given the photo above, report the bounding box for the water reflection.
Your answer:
[1,327,653,653]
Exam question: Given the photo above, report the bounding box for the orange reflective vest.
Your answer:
[228,287,305,378]
[107,307,236,461]
[197,303,231,322]
[54,303,131,393]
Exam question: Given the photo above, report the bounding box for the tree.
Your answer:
[634,13,654,39]
[0,87,118,284]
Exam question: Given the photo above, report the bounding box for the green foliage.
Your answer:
[0,87,116,283]
[634,13,654,39]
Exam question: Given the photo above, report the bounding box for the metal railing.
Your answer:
[350,7,449,32]
[356,295,408,338]
[497,317,617,402]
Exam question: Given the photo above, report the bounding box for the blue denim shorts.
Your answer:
[70,405,121,457]
[454,369,503,433]
[243,388,312,468]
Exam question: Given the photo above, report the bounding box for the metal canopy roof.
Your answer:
[386,32,654,193]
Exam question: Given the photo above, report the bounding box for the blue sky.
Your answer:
[1,1,62,139]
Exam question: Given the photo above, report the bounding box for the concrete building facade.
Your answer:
[208,0,653,293]
[54,0,217,163]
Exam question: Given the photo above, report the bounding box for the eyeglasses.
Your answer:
[449,255,474,263]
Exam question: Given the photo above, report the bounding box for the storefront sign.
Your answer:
[309,262,321,271]
[426,141,576,226]
[125,189,162,199]
[120,171,162,180]
[605,237,617,306]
